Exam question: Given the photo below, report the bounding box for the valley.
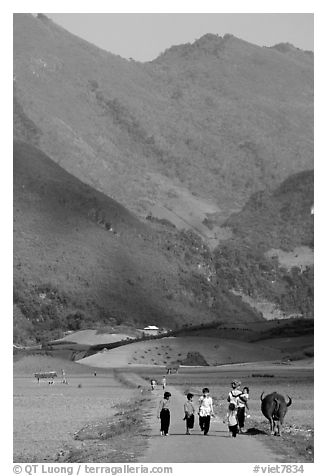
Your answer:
[12,14,314,464]
[13,14,314,345]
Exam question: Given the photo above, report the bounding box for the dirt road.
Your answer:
[139,385,281,463]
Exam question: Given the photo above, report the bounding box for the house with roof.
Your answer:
[142,325,160,336]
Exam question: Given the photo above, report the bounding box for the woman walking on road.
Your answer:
[157,391,171,436]
[227,380,242,405]
[198,388,215,435]
[227,381,249,433]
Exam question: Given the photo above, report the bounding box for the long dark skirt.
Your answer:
[229,424,238,437]
[160,408,170,435]
[186,414,194,429]
[237,407,245,429]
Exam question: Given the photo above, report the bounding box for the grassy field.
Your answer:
[52,329,134,345]
[75,319,313,368]
[265,246,314,271]
[13,356,137,462]
[77,335,284,368]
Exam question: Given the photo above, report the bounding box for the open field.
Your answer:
[52,329,133,345]
[176,320,314,361]
[77,336,284,368]
[13,356,136,462]
[265,246,314,271]
[257,336,313,358]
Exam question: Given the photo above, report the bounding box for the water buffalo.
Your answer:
[260,391,292,436]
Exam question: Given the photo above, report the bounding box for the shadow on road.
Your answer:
[246,427,268,435]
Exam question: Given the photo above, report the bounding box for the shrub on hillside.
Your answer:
[180,351,209,366]
[66,312,84,331]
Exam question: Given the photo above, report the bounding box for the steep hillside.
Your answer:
[213,171,314,319]
[13,14,313,222]
[13,14,314,343]
[13,141,263,344]
[224,170,314,250]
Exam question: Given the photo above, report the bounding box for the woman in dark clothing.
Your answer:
[183,393,195,435]
[157,391,171,436]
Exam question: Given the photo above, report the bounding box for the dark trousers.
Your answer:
[160,409,170,435]
[237,407,245,429]
[185,414,194,430]
[199,415,211,434]
[229,424,238,437]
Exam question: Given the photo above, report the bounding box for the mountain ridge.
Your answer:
[155,32,313,64]
[224,169,314,250]
[13,14,314,342]
[14,13,313,221]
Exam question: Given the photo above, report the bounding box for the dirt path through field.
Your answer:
[139,385,281,463]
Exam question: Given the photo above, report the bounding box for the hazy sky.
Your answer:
[45,13,314,62]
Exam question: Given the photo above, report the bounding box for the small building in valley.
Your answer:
[142,325,160,336]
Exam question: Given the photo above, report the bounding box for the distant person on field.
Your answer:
[162,376,166,389]
[61,369,68,384]
[237,386,250,432]
[151,379,156,391]
[183,393,195,435]
[157,391,171,436]
[198,387,215,435]
[224,402,238,438]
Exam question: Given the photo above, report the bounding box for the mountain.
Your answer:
[213,170,314,319]
[13,140,263,343]
[13,14,314,342]
[269,42,314,63]
[224,170,314,250]
[13,14,313,223]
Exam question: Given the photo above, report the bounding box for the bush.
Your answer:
[181,352,209,366]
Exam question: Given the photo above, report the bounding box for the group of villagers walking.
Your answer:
[156,379,249,437]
